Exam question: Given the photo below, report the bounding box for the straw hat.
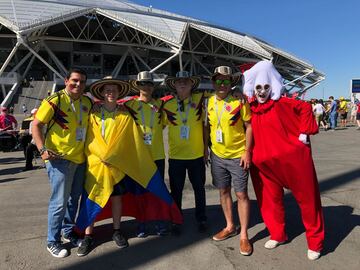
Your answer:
[211,66,241,87]
[165,71,200,91]
[89,76,130,100]
[129,71,161,94]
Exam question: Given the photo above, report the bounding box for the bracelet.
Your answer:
[39,146,47,155]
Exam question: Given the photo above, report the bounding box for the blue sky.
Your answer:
[132,0,359,99]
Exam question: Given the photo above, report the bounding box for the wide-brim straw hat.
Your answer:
[129,71,161,94]
[89,76,130,100]
[211,66,241,87]
[165,71,200,92]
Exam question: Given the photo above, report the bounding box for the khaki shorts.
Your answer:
[210,151,248,193]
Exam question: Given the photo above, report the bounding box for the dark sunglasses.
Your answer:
[215,79,231,86]
[138,81,154,87]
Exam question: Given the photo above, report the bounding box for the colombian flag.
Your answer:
[76,112,182,230]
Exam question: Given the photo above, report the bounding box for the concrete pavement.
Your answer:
[0,126,359,270]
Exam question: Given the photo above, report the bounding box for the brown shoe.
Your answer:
[212,228,237,241]
[240,239,253,256]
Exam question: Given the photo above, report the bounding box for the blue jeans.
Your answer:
[329,112,338,129]
[45,159,85,244]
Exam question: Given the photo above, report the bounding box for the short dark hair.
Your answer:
[329,96,334,99]
[65,68,87,80]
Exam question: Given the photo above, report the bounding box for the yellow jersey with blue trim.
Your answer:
[124,98,165,161]
[207,94,251,159]
[163,92,205,160]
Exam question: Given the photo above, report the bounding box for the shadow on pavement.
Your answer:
[0,157,24,164]
[318,168,360,193]
[61,201,263,270]
[322,205,360,255]
[0,166,24,176]
[0,177,26,183]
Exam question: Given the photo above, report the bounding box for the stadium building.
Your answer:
[0,0,324,111]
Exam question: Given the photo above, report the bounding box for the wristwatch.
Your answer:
[39,146,47,155]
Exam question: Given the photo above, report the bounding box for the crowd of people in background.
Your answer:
[309,97,360,130]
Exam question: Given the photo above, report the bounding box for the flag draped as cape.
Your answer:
[76,112,182,230]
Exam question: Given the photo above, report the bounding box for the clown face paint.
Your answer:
[255,84,271,103]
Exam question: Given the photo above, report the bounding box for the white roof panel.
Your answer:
[0,0,89,31]
[99,9,187,45]
[190,23,271,59]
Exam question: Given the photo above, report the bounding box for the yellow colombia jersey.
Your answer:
[91,107,122,144]
[124,98,165,160]
[163,92,204,160]
[35,89,92,164]
[339,100,348,112]
[207,94,251,159]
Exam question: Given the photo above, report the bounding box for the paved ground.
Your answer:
[0,126,359,270]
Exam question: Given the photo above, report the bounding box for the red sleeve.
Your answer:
[293,100,318,135]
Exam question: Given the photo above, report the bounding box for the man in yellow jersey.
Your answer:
[205,66,253,256]
[32,68,92,258]
[338,96,348,128]
[127,71,168,237]
[163,71,207,234]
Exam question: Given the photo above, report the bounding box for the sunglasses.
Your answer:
[215,79,231,86]
[255,84,270,91]
[138,81,154,87]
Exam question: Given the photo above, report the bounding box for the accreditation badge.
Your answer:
[143,132,152,145]
[76,127,86,142]
[180,125,190,140]
[216,129,223,143]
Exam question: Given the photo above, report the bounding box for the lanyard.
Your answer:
[68,96,83,126]
[139,101,156,134]
[214,96,229,128]
[101,107,115,139]
[177,96,192,125]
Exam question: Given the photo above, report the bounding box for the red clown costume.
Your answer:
[243,61,324,260]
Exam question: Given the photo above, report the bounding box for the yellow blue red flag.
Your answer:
[76,112,182,230]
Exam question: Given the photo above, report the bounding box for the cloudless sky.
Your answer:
[132,0,359,99]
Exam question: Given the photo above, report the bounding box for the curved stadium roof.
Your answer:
[0,0,324,94]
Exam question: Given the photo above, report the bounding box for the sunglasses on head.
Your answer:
[255,84,270,91]
[138,81,154,87]
[215,79,231,86]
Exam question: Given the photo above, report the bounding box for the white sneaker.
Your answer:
[264,239,284,249]
[47,243,69,258]
[307,249,321,260]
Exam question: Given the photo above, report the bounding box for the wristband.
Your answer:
[39,146,47,155]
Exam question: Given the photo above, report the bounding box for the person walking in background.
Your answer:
[356,100,360,130]
[327,96,337,130]
[338,97,348,128]
[349,100,357,125]
[313,99,328,130]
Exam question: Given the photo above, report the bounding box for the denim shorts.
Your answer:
[210,151,248,193]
